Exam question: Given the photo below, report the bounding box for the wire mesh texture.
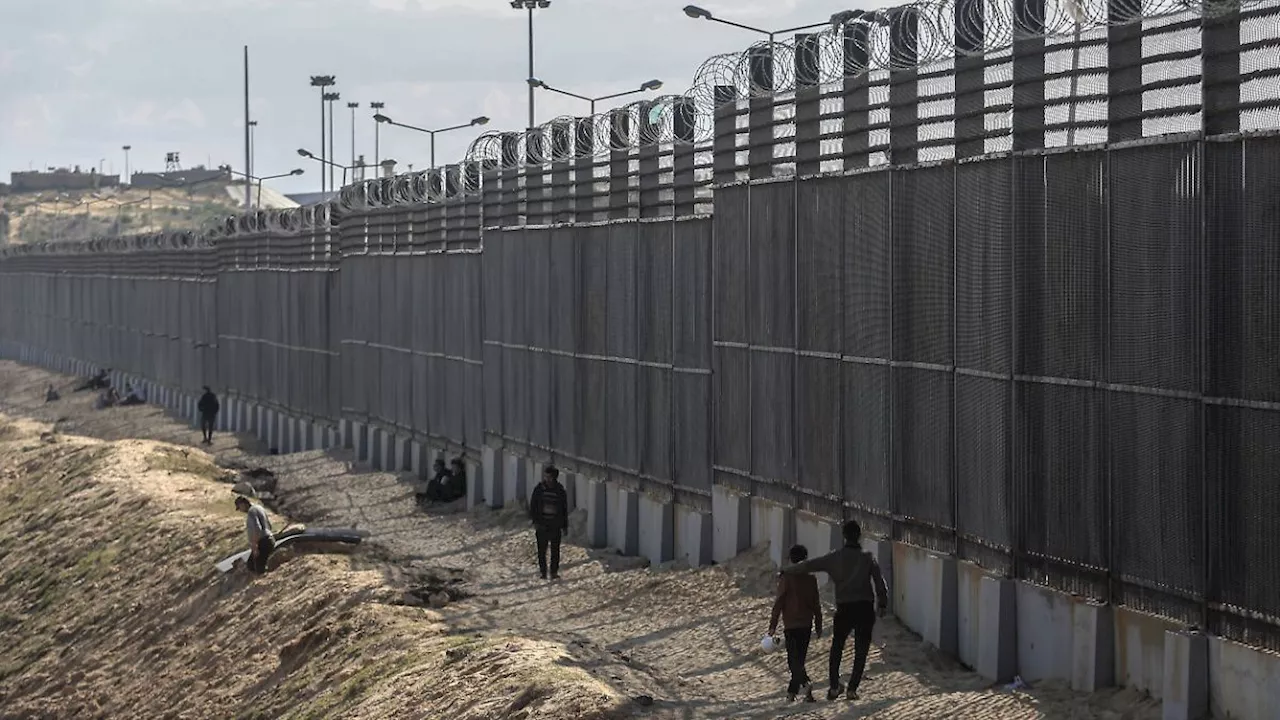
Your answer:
[1,0,1280,649]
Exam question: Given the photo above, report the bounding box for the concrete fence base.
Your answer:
[7,346,1280,719]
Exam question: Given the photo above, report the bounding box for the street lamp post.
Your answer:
[226,167,305,207]
[297,149,353,188]
[248,120,258,178]
[681,5,833,73]
[370,102,385,169]
[372,114,489,170]
[309,75,336,193]
[347,102,359,170]
[511,0,552,128]
[527,77,663,116]
[324,92,341,192]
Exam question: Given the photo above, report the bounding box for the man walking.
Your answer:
[529,465,569,581]
[235,495,275,574]
[782,520,889,701]
[197,386,220,445]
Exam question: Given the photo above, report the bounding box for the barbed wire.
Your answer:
[1,0,1267,254]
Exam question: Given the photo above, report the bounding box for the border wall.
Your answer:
[3,0,1280,716]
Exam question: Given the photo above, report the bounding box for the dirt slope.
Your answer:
[0,361,1164,719]
[0,416,626,720]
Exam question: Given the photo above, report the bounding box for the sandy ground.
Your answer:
[0,361,1164,719]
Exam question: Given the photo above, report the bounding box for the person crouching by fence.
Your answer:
[235,495,275,574]
[529,464,568,581]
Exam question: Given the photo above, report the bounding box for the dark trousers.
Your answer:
[535,526,562,577]
[249,537,275,574]
[200,413,216,441]
[783,628,813,694]
[829,601,876,692]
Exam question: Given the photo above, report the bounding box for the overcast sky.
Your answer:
[0,0,875,195]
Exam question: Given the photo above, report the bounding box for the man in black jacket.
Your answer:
[529,464,569,581]
[197,386,220,445]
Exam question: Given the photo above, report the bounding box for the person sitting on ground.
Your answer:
[529,464,569,581]
[75,369,110,392]
[444,457,467,502]
[44,384,60,403]
[418,458,451,505]
[781,520,889,702]
[234,495,275,574]
[119,383,145,406]
[770,544,822,703]
[197,386,219,445]
[94,386,119,410]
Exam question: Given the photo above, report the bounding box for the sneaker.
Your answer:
[787,693,797,702]
[803,685,816,703]
[539,571,547,580]
[826,683,844,701]
[549,573,559,581]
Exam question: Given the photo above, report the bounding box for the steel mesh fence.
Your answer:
[0,0,1279,652]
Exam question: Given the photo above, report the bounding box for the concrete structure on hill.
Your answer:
[11,168,120,193]
[130,167,231,189]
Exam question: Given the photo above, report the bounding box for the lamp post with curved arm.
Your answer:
[372,114,489,170]
[225,167,306,207]
[297,149,352,188]
[527,77,662,116]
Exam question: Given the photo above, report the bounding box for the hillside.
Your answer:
[0,414,625,720]
[0,181,296,245]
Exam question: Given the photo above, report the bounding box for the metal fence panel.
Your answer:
[956,159,1013,375]
[1109,142,1201,392]
[750,182,795,350]
[842,362,890,512]
[1016,382,1107,578]
[892,165,953,366]
[1017,153,1105,381]
[713,345,751,473]
[1111,393,1204,611]
[797,177,843,354]
[713,185,749,344]
[842,172,891,360]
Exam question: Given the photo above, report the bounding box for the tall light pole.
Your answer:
[373,114,489,169]
[243,45,252,209]
[324,91,341,192]
[309,75,336,193]
[511,0,552,128]
[528,78,663,116]
[347,102,359,170]
[122,145,131,185]
[248,120,258,178]
[370,102,385,169]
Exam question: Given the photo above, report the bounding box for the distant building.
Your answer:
[10,167,121,193]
